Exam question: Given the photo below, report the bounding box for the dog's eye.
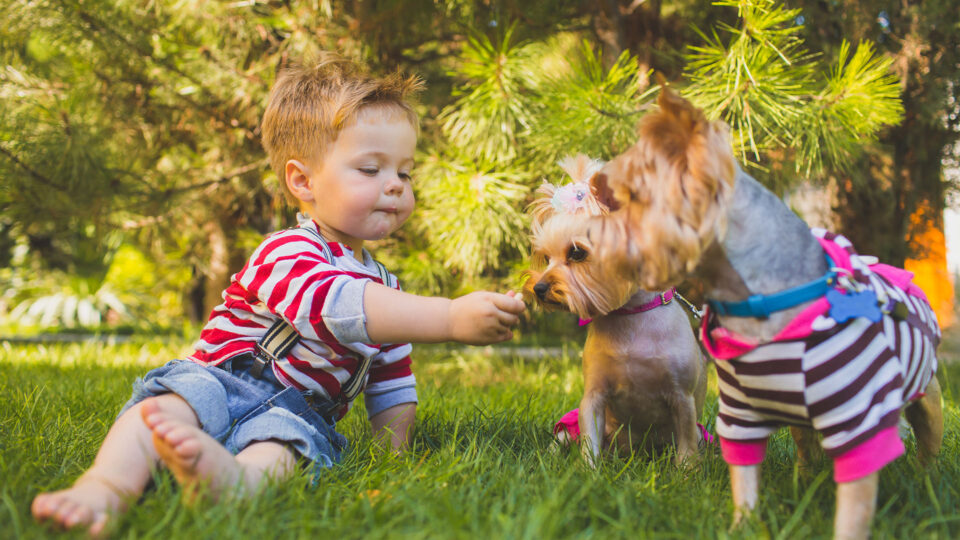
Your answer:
[567,245,588,262]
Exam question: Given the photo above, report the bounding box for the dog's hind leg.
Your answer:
[905,376,944,466]
[834,472,878,540]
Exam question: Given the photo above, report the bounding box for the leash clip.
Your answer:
[836,274,863,294]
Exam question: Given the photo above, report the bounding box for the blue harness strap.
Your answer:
[707,256,837,319]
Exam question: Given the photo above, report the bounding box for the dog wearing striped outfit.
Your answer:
[589,87,943,539]
[523,155,708,467]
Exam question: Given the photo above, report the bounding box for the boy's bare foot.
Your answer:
[140,398,241,501]
[31,473,125,537]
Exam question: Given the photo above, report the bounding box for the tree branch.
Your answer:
[122,158,269,230]
[159,158,269,198]
[0,143,62,190]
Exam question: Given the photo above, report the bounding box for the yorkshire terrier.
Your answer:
[592,87,943,538]
[523,155,708,466]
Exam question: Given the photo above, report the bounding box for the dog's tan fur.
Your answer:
[593,88,943,539]
[524,156,707,465]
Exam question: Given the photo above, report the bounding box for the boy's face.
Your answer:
[296,106,416,254]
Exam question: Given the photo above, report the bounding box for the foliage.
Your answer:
[2,337,960,537]
[790,0,960,265]
[683,0,903,187]
[0,242,187,333]
[1,0,949,325]
[527,40,659,164]
[437,23,541,165]
[415,154,530,279]
[6,277,129,330]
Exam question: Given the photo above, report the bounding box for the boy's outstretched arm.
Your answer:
[363,283,525,345]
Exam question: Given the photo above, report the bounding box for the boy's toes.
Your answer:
[53,499,85,525]
[35,495,85,530]
[32,478,124,533]
[32,492,68,519]
[154,422,201,457]
[60,503,93,528]
[148,418,177,439]
[88,511,109,538]
[140,397,161,421]
[30,494,52,518]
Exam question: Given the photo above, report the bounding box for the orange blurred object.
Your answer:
[904,207,955,328]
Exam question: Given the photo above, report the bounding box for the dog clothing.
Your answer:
[701,229,939,482]
[189,213,417,421]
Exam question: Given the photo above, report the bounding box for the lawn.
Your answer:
[2,329,959,539]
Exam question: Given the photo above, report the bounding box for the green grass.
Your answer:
[2,331,959,539]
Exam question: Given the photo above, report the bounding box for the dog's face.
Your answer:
[590,87,738,291]
[523,213,637,319]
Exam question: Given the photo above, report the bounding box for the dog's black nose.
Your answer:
[533,281,549,299]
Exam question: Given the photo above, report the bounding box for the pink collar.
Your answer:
[578,289,675,326]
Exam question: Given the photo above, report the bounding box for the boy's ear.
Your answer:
[285,159,314,202]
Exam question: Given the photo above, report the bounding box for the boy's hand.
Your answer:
[449,291,526,345]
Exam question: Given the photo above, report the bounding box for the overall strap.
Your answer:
[249,224,391,406]
[302,224,390,286]
[250,318,300,378]
[372,259,390,286]
[253,317,376,407]
[299,225,334,262]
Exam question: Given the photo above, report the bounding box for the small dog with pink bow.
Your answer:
[523,155,709,466]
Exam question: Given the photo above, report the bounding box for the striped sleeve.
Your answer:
[363,342,417,417]
[363,267,416,407]
[363,269,415,390]
[235,230,375,345]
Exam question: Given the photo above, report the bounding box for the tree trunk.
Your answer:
[202,220,232,319]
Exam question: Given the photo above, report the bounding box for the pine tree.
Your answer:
[1,0,947,330]
[406,0,903,293]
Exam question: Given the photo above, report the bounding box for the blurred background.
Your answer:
[1,0,957,340]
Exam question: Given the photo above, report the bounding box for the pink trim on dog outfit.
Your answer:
[554,408,581,438]
[719,437,767,465]
[553,408,714,446]
[702,230,939,483]
[720,426,903,482]
[833,426,903,482]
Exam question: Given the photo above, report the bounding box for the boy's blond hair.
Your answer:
[261,53,423,204]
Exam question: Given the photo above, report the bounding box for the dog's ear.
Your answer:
[589,171,620,212]
[656,85,706,135]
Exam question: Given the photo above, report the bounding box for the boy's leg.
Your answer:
[31,394,198,536]
[144,404,297,500]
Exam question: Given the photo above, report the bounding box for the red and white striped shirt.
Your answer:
[189,216,415,419]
